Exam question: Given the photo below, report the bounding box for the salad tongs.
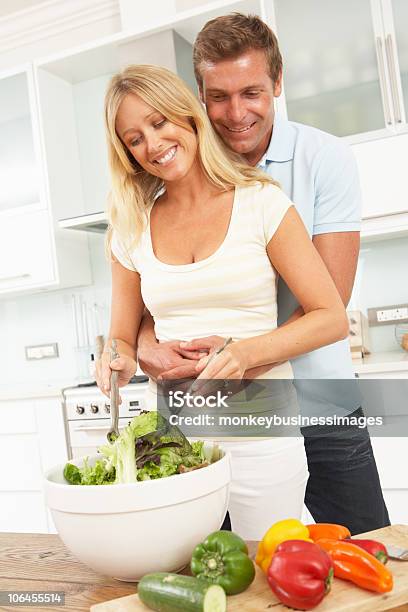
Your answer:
[107,339,120,443]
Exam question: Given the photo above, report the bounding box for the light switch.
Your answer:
[25,343,59,360]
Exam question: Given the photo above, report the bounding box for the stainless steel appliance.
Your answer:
[63,380,149,459]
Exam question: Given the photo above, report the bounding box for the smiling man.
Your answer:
[197,50,279,167]
[137,13,390,533]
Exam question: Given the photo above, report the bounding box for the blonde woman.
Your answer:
[96,64,348,539]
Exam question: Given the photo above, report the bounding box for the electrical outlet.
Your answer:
[367,304,408,327]
[25,343,59,360]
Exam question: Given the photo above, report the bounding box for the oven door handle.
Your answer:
[72,424,119,432]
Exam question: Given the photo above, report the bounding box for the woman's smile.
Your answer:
[152,145,178,166]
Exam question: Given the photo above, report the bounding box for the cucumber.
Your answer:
[138,572,226,612]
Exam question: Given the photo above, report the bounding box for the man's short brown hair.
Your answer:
[193,13,283,89]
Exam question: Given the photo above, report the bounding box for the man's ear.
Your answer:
[273,70,283,97]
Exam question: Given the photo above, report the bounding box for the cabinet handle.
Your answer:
[375,37,392,126]
[0,272,31,282]
[385,34,403,124]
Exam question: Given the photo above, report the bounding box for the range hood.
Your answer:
[58,212,108,233]
[58,210,408,243]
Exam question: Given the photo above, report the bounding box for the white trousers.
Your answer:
[219,437,309,540]
[144,383,309,540]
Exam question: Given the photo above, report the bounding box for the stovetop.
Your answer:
[76,374,148,388]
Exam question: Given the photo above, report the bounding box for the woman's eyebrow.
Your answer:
[121,110,161,138]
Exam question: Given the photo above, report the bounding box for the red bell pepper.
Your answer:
[346,539,389,564]
[267,540,334,610]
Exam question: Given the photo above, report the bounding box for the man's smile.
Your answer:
[224,121,256,133]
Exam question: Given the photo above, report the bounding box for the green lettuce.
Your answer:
[63,412,211,485]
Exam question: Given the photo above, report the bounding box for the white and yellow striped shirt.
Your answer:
[112,182,294,379]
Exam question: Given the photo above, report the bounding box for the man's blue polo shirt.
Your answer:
[259,114,362,414]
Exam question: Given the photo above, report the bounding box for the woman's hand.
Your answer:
[196,342,249,381]
[95,351,137,398]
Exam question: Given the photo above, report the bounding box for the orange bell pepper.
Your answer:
[255,519,311,574]
[307,523,351,541]
[316,538,393,593]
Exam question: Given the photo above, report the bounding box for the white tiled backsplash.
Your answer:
[1,234,407,387]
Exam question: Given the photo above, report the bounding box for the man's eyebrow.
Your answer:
[205,85,264,94]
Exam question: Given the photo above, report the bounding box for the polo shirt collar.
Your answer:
[263,113,296,164]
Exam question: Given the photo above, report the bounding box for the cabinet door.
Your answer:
[273,0,388,137]
[0,70,43,213]
[0,208,56,293]
[387,0,408,125]
[352,132,408,218]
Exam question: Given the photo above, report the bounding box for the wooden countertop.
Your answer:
[1,532,408,612]
[0,532,143,611]
[0,533,258,611]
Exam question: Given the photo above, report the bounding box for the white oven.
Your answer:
[63,380,149,460]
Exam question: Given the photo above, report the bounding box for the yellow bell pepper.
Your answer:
[256,518,312,573]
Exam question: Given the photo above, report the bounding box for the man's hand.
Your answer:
[158,336,222,380]
[138,340,203,381]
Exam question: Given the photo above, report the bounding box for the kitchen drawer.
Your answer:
[0,435,43,490]
[0,401,37,433]
[35,398,68,471]
[0,492,48,533]
[0,208,55,294]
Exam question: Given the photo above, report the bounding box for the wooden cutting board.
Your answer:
[91,525,408,612]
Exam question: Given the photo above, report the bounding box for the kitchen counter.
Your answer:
[0,383,70,401]
[2,531,408,611]
[0,533,140,610]
[354,351,408,375]
[0,533,256,611]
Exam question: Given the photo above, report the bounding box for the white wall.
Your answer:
[351,237,408,352]
[0,233,110,387]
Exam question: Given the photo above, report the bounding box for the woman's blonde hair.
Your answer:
[104,64,277,252]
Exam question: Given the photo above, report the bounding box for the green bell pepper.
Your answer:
[190,530,255,595]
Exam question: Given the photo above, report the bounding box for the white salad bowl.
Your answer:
[44,445,231,581]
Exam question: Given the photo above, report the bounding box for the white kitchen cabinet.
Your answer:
[271,0,408,223]
[0,396,68,533]
[273,0,386,138]
[0,69,43,213]
[381,0,408,131]
[0,64,92,296]
[0,207,55,294]
[33,0,263,226]
[353,133,408,219]
[272,0,407,141]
